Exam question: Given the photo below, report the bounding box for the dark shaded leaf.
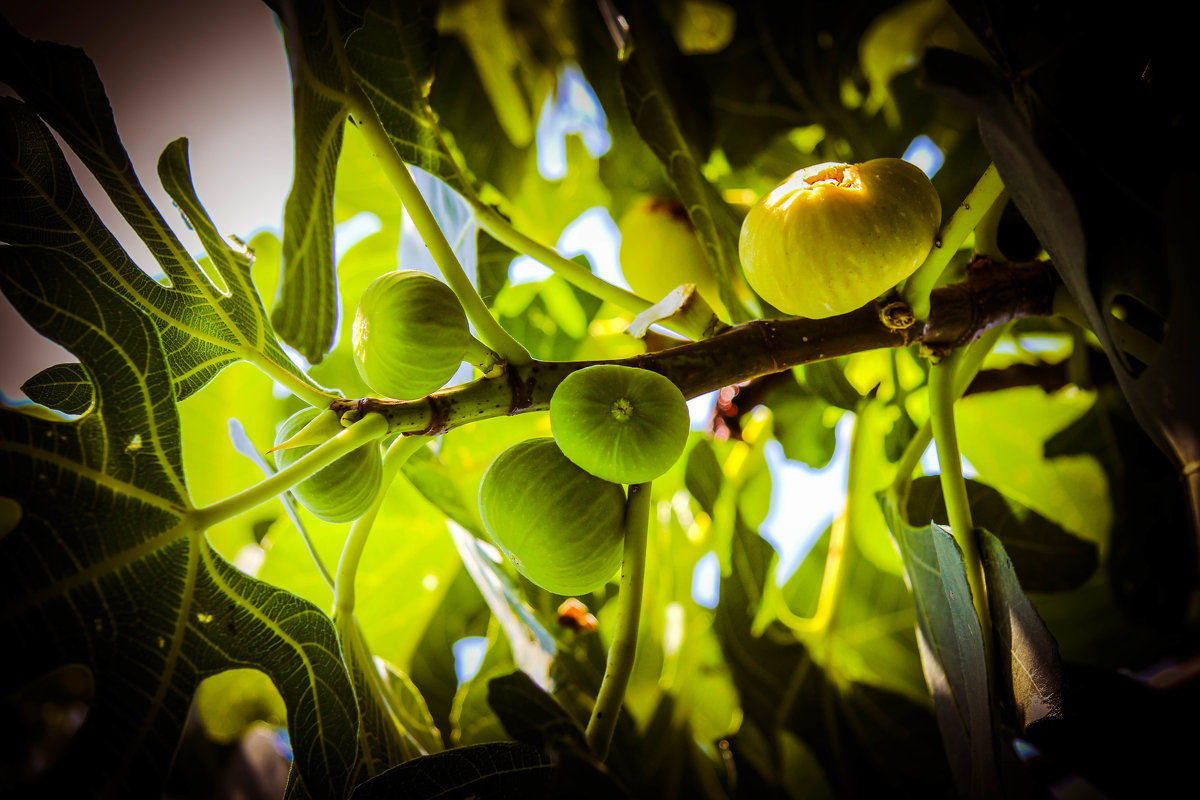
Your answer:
[800,360,861,412]
[0,246,360,800]
[348,741,552,799]
[488,670,630,799]
[979,533,1063,731]
[905,476,1098,592]
[880,494,1000,799]
[684,439,723,517]
[922,25,1200,547]
[20,362,91,416]
[716,520,951,796]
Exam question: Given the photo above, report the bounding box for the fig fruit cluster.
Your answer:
[273,408,382,523]
[478,365,690,595]
[738,158,941,318]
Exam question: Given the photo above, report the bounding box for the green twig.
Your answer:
[474,205,717,341]
[928,350,990,644]
[971,189,1008,261]
[586,481,652,760]
[247,352,342,409]
[334,434,430,615]
[904,164,1005,321]
[190,413,389,530]
[1052,285,1160,367]
[344,89,532,366]
[890,324,1008,501]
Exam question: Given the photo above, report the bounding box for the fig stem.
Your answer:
[903,163,1006,321]
[1052,284,1160,367]
[463,335,502,375]
[343,87,532,367]
[334,434,430,616]
[474,204,715,341]
[190,413,389,530]
[586,481,652,760]
[928,349,992,651]
[889,323,1007,503]
[972,189,1009,260]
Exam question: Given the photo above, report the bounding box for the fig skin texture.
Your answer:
[738,158,941,318]
[619,197,718,306]
[478,438,626,596]
[273,408,383,523]
[551,365,689,484]
[352,270,472,400]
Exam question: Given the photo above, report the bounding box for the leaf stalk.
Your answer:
[190,413,388,530]
[927,350,991,646]
[586,480,652,760]
[903,163,1006,321]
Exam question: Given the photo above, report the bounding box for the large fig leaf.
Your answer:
[260,0,371,362]
[345,0,475,196]
[0,248,361,798]
[0,22,319,403]
[921,28,1200,544]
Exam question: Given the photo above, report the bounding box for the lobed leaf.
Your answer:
[0,247,360,798]
[348,740,551,799]
[0,23,320,402]
[263,0,371,362]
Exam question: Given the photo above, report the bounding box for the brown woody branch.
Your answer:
[332,258,1059,436]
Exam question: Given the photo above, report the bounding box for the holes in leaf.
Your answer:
[1108,293,1166,377]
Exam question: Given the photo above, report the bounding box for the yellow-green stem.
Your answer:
[476,205,717,342]
[586,481,652,760]
[1053,285,1160,367]
[190,413,388,530]
[334,434,430,615]
[345,90,531,366]
[890,324,1008,500]
[807,403,875,634]
[248,351,341,409]
[928,350,991,646]
[904,163,1005,321]
[972,189,1009,260]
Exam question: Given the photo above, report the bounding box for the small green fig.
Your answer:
[478,438,626,596]
[352,270,473,400]
[738,158,941,318]
[273,408,382,523]
[550,365,689,484]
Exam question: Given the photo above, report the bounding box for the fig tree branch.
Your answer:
[332,258,1059,436]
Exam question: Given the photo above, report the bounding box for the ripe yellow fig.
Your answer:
[619,197,719,306]
[550,365,689,484]
[273,408,383,523]
[738,158,941,318]
[478,438,626,596]
[352,270,473,400]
